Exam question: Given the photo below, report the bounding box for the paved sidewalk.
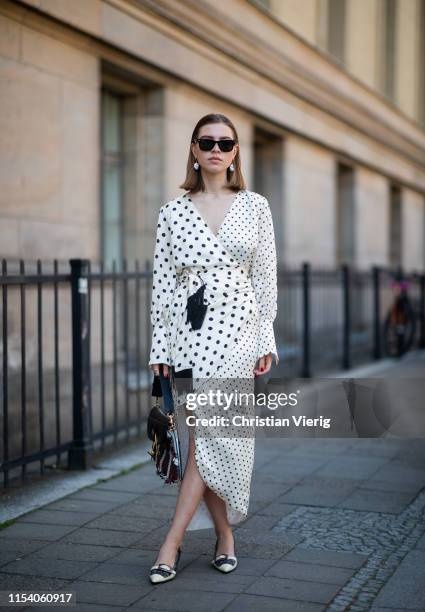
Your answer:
[0,355,424,611]
[1,440,424,611]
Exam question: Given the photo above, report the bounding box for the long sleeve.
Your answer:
[249,196,280,366]
[148,205,177,366]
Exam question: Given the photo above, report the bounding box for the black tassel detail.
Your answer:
[185,279,208,330]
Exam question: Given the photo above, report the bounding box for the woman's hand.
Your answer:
[253,353,273,376]
[150,363,170,377]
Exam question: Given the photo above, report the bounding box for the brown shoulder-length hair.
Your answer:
[179,113,246,193]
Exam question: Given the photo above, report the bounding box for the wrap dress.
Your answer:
[148,189,279,530]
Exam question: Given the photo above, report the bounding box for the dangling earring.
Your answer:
[193,160,200,170]
[229,162,235,172]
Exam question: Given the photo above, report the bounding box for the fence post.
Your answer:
[301,262,311,378]
[342,263,351,370]
[372,265,382,359]
[420,273,425,349]
[68,259,93,469]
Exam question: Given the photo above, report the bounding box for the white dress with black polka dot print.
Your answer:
[148,189,279,530]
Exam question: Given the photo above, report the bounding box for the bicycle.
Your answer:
[383,269,416,358]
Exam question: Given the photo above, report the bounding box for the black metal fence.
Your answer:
[1,258,424,488]
[276,263,425,377]
[1,258,153,489]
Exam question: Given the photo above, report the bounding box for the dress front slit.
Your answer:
[170,309,259,531]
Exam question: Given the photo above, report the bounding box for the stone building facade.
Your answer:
[1,0,424,271]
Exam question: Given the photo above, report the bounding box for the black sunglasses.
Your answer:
[193,138,236,152]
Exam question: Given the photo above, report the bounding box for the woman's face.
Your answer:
[191,123,238,176]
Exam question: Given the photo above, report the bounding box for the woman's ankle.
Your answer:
[155,538,182,565]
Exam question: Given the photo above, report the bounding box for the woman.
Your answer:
[148,113,279,583]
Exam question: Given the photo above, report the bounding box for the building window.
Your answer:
[336,163,355,266]
[382,0,396,100]
[419,0,425,126]
[254,0,270,8]
[389,184,402,269]
[423,196,425,269]
[101,89,124,271]
[253,127,284,258]
[328,0,346,64]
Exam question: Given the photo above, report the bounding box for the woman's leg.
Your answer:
[153,427,207,567]
[202,487,235,557]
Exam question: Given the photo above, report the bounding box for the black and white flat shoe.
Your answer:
[149,547,182,584]
[211,538,238,573]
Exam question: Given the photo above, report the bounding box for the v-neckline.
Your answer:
[184,190,243,240]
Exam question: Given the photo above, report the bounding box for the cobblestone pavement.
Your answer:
[274,488,425,610]
[0,355,424,612]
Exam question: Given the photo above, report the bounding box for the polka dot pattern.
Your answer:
[148,189,279,529]
[171,313,259,530]
[148,189,279,374]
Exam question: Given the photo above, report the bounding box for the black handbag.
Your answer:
[147,373,182,484]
